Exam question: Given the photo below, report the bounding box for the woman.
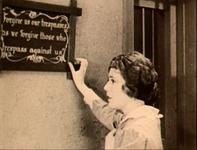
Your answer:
[68,51,163,149]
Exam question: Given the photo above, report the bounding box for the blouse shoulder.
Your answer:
[122,115,160,131]
[114,123,147,149]
[114,117,163,149]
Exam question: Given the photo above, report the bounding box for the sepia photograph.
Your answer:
[0,0,196,149]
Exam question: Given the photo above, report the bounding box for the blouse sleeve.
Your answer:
[83,89,124,130]
[114,128,147,149]
[91,99,116,130]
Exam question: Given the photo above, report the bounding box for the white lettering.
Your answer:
[40,32,55,41]
[41,18,68,30]
[10,31,18,37]
[31,20,40,26]
[4,46,27,54]
[29,46,52,55]
[56,33,66,41]
[20,30,39,41]
[3,17,23,26]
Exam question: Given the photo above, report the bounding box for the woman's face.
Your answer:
[104,68,130,110]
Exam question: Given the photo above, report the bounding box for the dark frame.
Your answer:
[0,0,82,72]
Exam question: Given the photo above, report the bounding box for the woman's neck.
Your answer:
[122,98,145,115]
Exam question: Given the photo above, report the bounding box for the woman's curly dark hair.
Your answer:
[108,51,159,106]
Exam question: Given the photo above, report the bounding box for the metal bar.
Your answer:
[152,9,155,65]
[122,0,134,53]
[142,8,145,55]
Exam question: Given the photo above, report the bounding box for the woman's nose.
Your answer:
[104,82,109,91]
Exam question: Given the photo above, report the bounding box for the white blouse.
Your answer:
[84,89,163,149]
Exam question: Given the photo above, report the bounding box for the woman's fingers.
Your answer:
[78,59,88,72]
[68,62,76,74]
[75,58,88,69]
[70,58,88,72]
[68,58,88,76]
[68,58,89,93]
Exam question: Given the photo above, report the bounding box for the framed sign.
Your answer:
[0,0,81,72]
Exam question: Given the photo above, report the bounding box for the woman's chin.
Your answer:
[108,103,114,109]
[108,101,115,109]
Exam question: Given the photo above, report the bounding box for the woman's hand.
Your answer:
[69,58,100,108]
[68,58,89,93]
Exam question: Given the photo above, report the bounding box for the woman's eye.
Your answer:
[110,79,115,83]
[107,78,115,83]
